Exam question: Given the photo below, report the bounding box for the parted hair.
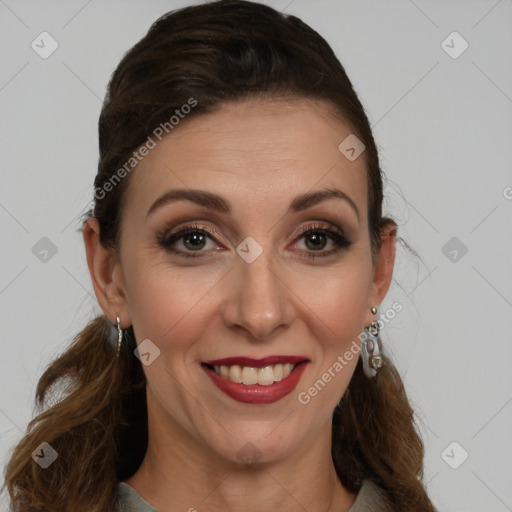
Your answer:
[4,1,437,510]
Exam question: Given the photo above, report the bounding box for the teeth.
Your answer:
[274,363,283,381]
[229,365,242,383]
[257,366,274,386]
[211,363,296,385]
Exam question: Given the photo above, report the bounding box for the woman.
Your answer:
[4,1,437,510]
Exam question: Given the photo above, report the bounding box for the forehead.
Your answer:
[123,97,368,219]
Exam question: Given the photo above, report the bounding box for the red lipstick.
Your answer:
[203,355,307,368]
[202,355,309,404]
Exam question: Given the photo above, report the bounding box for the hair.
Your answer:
[3,1,436,511]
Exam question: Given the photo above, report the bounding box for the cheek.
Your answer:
[295,259,372,343]
[123,255,223,349]
[294,260,371,407]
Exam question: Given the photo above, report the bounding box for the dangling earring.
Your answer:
[361,306,383,378]
[116,316,123,358]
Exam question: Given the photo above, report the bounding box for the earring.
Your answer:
[116,316,123,358]
[361,306,383,378]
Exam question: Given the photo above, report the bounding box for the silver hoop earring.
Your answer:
[361,308,383,378]
[116,316,123,358]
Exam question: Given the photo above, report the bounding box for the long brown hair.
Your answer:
[3,1,436,510]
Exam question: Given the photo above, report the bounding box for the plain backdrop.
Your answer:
[1,1,511,510]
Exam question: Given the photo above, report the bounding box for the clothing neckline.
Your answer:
[117,478,381,512]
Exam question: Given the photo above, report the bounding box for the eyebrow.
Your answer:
[146,187,360,221]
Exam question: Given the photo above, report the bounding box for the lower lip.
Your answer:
[203,363,308,404]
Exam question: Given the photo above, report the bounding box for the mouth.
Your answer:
[201,355,309,404]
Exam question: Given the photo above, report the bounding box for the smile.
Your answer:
[209,362,296,385]
[201,355,309,404]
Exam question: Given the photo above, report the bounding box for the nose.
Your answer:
[221,244,295,342]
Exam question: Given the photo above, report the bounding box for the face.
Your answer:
[107,98,384,464]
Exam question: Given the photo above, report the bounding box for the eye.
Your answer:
[292,224,353,260]
[157,222,353,260]
[157,224,221,258]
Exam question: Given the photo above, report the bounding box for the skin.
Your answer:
[83,97,396,512]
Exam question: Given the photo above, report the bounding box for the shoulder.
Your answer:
[348,478,393,512]
[113,482,160,512]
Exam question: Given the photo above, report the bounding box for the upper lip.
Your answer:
[203,355,309,368]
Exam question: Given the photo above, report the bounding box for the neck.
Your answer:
[124,395,357,512]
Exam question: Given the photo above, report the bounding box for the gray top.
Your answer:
[114,478,392,511]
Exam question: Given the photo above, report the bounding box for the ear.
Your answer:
[366,220,397,324]
[82,217,130,328]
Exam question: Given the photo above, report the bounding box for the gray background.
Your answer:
[1,0,511,510]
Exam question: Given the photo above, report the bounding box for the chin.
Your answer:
[204,426,301,467]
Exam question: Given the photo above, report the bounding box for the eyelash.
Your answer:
[157,223,353,260]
